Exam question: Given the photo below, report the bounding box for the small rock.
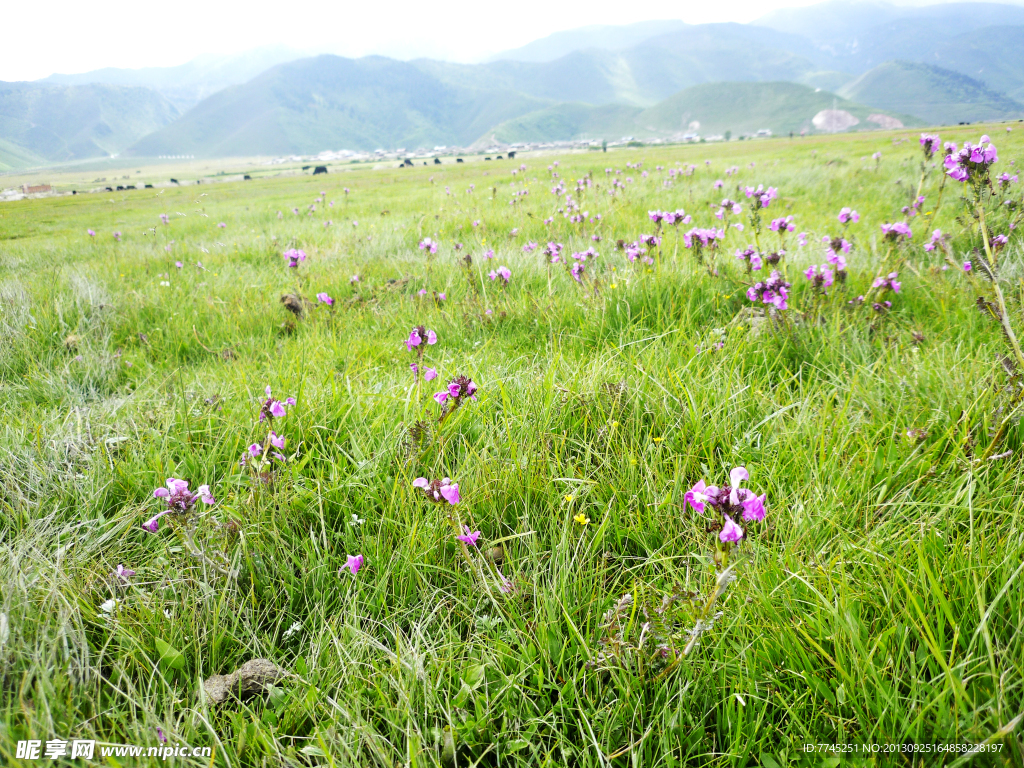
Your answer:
[202,658,288,706]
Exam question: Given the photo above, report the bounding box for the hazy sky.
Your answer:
[1,0,1012,81]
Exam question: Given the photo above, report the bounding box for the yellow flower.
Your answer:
[574,513,590,526]
[652,437,663,443]
[610,282,618,289]
[564,494,574,503]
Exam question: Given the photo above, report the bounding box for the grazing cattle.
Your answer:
[145,184,153,188]
[484,157,491,161]
[71,190,77,195]
[243,174,252,180]
[404,159,414,167]
[496,155,503,160]
[302,165,311,170]
[126,185,136,190]
[434,158,441,164]
[116,186,124,191]
[105,187,113,192]
[170,178,179,184]
[456,158,464,163]
[313,166,328,175]
[508,151,516,159]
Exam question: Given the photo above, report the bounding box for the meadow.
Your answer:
[1,127,1023,767]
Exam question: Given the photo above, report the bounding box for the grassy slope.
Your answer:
[488,82,919,143]
[1,126,1023,765]
[0,83,179,162]
[0,136,45,173]
[839,61,1024,125]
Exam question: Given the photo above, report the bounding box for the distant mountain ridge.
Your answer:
[5,1,1024,169]
[0,82,178,167]
[838,61,1024,125]
[39,47,308,112]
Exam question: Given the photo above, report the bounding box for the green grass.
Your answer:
[1,126,1024,767]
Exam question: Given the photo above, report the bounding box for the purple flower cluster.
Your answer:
[412,476,461,504]
[406,325,438,352]
[944,136,998,183]
[803,264,834,291]
[735,246,762,272]
[648,209,690,226]
[456,525,481,546]
[543,242,563,263]
[259,386,296,422]
[743,185,778,209]
[434,374,478,408]
[716,199,743,219]
[923,229,949,253]
[683,227,725,260]
[284,248,306,268]
[746,270,791,310]
[872,272,901,294]
[837,207,860,225]
[920,133,941,159]
[488,265,511,285]
[769,215,795,233]
[880,222,913,242]
[144,478,215,533]
[684,467,766,544]
[418,238,439,254]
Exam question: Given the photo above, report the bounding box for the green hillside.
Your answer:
[483,103,643,145]
[0,135,45,172]
[487,82,918,144]
[931,26,1024,102]
[128,55,552,157]
[0,83,179,164]
[838,61,1024,125]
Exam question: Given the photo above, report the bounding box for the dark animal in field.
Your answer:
[243,175,252,180]
[145,184,153,188]
[313,166,328,175]
[105,187,113,192]
[496,155,503,160]
[404,159,414,167]
[170,179,179,184]
[71,190,77,195]
[116,186,124,191]
[508,151,516,159]
[484,157,491,161]
[302,165,311,170]
[434,158,441,165]
[456,158,464,163]
[126,185,136,190]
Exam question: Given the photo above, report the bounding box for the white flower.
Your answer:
[283,621,303,639]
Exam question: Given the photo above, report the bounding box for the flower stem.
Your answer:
[978,205,1024,374]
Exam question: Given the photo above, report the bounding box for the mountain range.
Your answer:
[2,1,1024,170]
